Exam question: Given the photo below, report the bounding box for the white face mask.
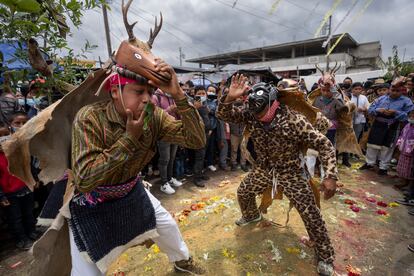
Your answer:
[199,96,207,103]
[0,135,11,144]
[408,119,414,124]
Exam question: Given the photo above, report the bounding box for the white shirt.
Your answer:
[351,94,370,124]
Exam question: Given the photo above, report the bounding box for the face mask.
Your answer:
[207,92,217,100]
[164,92,172,98]
[342,83,351,90]
[408,119,414,124]
[199,96,207,103]
[0,135,11,144]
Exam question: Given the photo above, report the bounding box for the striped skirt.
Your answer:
[397,153,414,180]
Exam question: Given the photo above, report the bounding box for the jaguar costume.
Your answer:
[217,81,338,274]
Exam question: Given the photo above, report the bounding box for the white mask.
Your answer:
[0,135,11,144]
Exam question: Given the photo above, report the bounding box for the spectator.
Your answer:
[192,86,212,187]
[350,82,370,141]
[342,77,353,98]
[360,80,414,175]
[205,85,219,172]
[395,110,414,206]
[299,78,308,94]
[186,80,195,98]
[0,119,36,250]
[406,73,414,99]
[152,89,183,195]
[368,79,389,103]
[229,96,247,171]
[0,86,20,123]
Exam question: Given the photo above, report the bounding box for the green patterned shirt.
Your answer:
[71,98,205,192]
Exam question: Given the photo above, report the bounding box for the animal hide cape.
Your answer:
[307,87,363,156]
[2,69,110,190]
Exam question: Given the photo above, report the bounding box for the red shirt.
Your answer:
[0,152,27,194]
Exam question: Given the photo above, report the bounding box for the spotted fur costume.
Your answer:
[217,97,338,264]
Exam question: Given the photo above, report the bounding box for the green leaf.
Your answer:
[14,0,41,13]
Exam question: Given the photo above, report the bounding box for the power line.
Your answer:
[211,0,312,35]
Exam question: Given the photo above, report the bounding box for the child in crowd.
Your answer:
[0,119,36,250]
[396,110,414,206]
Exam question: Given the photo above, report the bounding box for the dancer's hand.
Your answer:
[321,178,337,200]
[148,58,185,100]
[225,74,250,103]
[125,108,146,140]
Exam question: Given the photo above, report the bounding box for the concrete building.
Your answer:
[186,33,383,78]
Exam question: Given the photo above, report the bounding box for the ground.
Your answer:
[1,162,414,276]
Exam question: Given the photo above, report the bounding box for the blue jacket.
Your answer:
[368,95,414,121]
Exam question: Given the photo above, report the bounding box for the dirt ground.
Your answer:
[1,161,414,276]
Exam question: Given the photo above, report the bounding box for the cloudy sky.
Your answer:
[66,0,414,67]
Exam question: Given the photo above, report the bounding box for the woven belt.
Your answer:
[73,176,140,207]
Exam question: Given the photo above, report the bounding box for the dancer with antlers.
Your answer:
[18,1,206,275]
[67,1,206,275]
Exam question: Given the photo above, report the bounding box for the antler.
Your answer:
[122,0,138,42]
[330,61,339,74]
[315,64,324,74]
[147,12,163,49]
[332,63,341,74]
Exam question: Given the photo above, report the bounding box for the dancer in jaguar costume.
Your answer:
[217,74,338,276]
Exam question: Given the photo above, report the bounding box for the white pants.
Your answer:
[365,145,394,170]
[69,189,190,276]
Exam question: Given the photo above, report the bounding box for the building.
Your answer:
[186,33,383,78]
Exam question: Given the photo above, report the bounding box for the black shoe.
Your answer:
[396,198,414,206]
[342,161,352,168]
[200,175,210,181]
[359,163,373,170]
[28,231,40,241]
[408,209,414,216]
[408,244,414,253]
[241,164,249,172]
[231,164,238,171]
[193,177,205,187]
[378,169,388,176]
[16,239,33,250]
[185,171,194,177]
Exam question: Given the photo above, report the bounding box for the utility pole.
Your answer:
[179,47,185,67]
[179,47,183,66]
[325,15,332,70]
[102,3,112,58]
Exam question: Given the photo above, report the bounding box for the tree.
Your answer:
[384,45,414,81]
[0,0,106,95]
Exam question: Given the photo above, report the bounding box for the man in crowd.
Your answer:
[192,86,212,187]
[368,79,390,103]
[342,77,353,98]
[360,79,413,175]
[152,89,183,194]
[217,75,338,276]
[69,58,206,275]
[205,84,219,172]
[350,82,370,141]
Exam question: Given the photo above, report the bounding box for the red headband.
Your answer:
[104,74,138,92]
